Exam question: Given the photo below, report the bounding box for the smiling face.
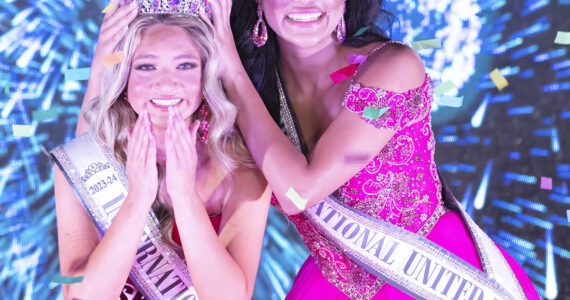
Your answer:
[127,23,202,128]
[261,0,345,48]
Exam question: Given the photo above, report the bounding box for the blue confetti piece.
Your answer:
[51,274,84,285]
[64,68,91,81]
[362,107,390,119]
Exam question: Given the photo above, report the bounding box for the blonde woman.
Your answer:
[52,8,270,300]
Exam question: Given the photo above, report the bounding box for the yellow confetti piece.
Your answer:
[12,124,33,137]
[286,187,309,210]
[554,31,570,45]
[411,39,441,51]
[101,3,116,13]
[489,68,509,91]
[101,51,126,67]
[433,80,455,96]
[218,222,238,247]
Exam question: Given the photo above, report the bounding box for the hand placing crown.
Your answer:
[121,0,207,15]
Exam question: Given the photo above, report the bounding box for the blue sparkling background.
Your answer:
[0,0,568,299]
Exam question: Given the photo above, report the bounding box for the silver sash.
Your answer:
[51,132,198,300]
[276,72,526,300]
[302,197,526,300]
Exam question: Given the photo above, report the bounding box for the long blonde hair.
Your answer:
[84,14,252,247]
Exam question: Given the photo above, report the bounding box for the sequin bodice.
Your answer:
[278,74,446,299]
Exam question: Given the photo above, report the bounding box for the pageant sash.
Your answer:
[302,197,526,300]
[51,132,198,300]
[275,73,526,300]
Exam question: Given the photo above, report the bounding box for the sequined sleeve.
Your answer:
[342,74,432,131]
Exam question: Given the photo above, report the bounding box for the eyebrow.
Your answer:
[133,54,199,61]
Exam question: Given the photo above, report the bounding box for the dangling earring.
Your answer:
[336,1,346,44]
[199,103,209,144]
[252,3,268,47]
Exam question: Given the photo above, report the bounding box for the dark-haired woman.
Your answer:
[206,0,539,299]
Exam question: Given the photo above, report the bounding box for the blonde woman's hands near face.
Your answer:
[165,106,200,203]
[200,0,243,80]
[93,0,139,72]
[126,109,158,207]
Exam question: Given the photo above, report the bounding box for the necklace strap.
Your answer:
[351,40,406,84]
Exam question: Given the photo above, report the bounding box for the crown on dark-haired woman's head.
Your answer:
[121,0,207,15]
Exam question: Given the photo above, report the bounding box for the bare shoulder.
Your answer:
[230,165,270,204]
[356,42,426,93]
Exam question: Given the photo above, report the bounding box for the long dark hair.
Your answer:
[230,0,394,123]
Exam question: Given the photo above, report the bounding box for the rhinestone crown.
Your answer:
[122,0,207,15]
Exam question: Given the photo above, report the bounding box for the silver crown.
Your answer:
[122,0,207,15]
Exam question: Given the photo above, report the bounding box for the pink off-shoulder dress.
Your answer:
[279,48,539,299]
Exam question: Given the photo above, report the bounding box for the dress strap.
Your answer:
[350,40,407,84]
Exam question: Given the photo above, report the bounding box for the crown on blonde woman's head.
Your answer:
[121,0,207,15]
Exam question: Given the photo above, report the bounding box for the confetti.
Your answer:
[4,82,8,94]
[345,154,371,163]
[362,106,390,119]
[489,68,509,91]
[438,95,464,107]
[52,274,84,285]
[354,26,369,37]
[12,124,33,137]
[218,222,238,247]
[567,210,570,223]
[540,177,553,190]
[286,187,309,210]
[411,39,441,51]
[32,107,59,122]
[101,51,126,67]
[554,31,570,45]
[101,3,116,13]
[433,80,455,96]
[64,68,91,81]
[347,54,367,65]
[330,64,358,84]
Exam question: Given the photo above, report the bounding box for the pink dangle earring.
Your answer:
[199,103,209,144]
[336,1,346,43]
[252,3,268,47]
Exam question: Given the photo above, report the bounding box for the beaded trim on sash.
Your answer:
[276,70,303,153]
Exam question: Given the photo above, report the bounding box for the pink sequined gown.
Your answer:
[280,70,539,299]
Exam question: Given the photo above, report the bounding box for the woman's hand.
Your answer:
[201,0,243,80]
[77,0,139,135]
[126,109,158,207]
[165,106,200,203]
[92,0,139,72]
